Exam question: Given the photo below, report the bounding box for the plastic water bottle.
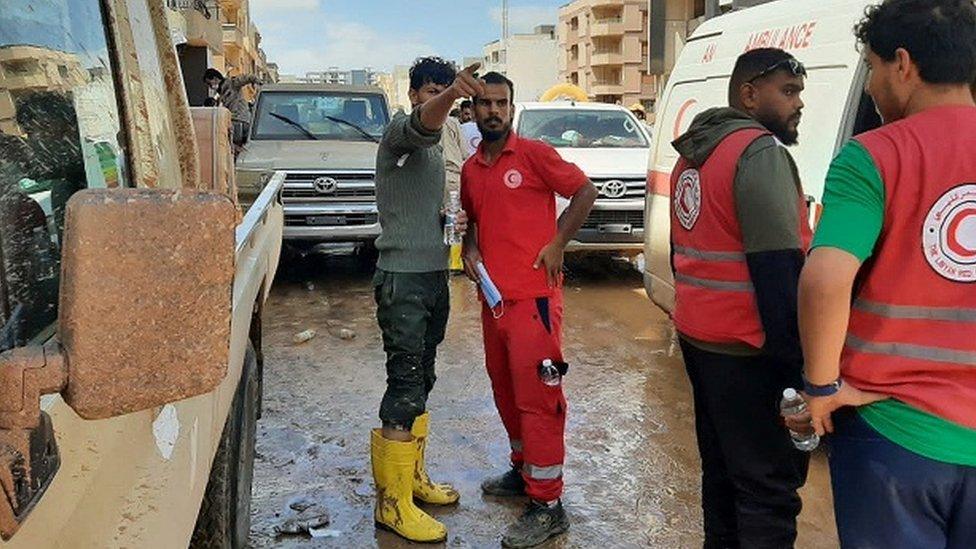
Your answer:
[443,190,462,245]
[780,388,820,451]
[540,359,561,387]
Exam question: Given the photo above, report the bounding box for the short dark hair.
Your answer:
[481,71,514,100]
[409,56,456,91]
[728,48,796,105]
[460,99,473,110]
[203,68,224,82]
[855,0,976,85]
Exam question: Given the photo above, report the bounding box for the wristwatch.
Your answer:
[804,377,843,397]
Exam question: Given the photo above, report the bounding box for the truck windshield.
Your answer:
[252,92,388,141]
[518,109,648,149]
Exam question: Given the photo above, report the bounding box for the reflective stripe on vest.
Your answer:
[674,272,754,292]
[841,108,976,430]
[847,334,976,367]
[854,299,976,322]
[670,127,776,348]
[672,244,746,262]
[522,464,563,480]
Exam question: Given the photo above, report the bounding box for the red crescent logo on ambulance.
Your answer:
[923,184,976,282]
[673,169,702,230]
[504,169,523,189]
[673,99,698,141]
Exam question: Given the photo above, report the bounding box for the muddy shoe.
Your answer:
[480,467,525,497]
[501,500,569,548]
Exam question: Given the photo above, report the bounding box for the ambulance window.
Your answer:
[0,0,130,350]
[852,92,883,136]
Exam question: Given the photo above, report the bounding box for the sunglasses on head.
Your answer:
[747,58,807,83]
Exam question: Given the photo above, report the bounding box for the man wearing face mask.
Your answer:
[461,72,597,548]
[669,47,812,548]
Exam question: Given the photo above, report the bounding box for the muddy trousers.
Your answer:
[679,339,809,549]
[829,408,976,549]
[482,294,567,502]
[373,269,449,429]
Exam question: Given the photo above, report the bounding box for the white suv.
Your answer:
[515,101,651,255]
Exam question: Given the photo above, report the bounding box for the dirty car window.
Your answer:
[518,109,648,149]
[252,92,389,141]
[0,0,130,350]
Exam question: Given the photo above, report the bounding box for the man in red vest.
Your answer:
[669,47,812,548]
[796,0,976,546]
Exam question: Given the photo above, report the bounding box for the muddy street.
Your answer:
[249,253,837,548]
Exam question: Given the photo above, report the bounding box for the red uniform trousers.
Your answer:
[481,293,567,502]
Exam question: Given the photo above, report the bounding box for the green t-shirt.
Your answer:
[812,140,976,467]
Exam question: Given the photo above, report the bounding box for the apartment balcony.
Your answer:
[590,51,623,66]
[218,0,241,10]
[591,0,624,7]
[590,18,624,37]
[222,23,244,48]
[183,3,222,51]
[591,81,623,95]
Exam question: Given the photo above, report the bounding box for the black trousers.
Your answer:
[679,338,809,549]
[373,269,449,429]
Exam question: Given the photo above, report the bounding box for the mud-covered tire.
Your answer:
[190,342,260,549]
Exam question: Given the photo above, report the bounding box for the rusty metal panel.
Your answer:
[58,189,235,420]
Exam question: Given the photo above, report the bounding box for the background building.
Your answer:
[558,0,654,108]
[0,45,86,135]
[166,0,274,105]
[482,25,559,102]
[218,0,272,102]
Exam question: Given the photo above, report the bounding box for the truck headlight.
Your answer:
[236,169,272,206]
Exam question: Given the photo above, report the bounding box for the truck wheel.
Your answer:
[190,342,259,549]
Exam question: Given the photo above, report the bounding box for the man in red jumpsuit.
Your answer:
[461,71,597,548]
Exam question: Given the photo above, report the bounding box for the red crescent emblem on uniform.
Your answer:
[673,168,702,230]
[923,184,976,282]
[504,169,523,189]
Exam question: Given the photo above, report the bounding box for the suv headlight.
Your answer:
[236,169,273,206]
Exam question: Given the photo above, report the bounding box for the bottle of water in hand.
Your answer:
[780,388,820,451]
[444,190,462,246]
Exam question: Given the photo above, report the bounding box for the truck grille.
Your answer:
[592,178,646,199]
[582,209,645,229]
[282,172,376,202]
[285,213,379,227]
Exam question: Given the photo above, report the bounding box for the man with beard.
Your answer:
[461,72,597,548]
[669,48,811,548]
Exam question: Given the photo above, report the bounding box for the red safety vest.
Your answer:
[843,106,976,429]
[671,128,812,348]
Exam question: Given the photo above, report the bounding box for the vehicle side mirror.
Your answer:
[0,188,236,538]
[58,188,236,419]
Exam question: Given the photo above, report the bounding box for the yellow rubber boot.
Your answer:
[411,412,461,505]
[371,430,448,542]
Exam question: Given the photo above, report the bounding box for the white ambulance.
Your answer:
[643,0,881,312]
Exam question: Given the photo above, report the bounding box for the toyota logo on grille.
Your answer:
[313,176,338,195]
[601,180,627,199]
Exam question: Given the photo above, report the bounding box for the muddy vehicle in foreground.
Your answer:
[0,1,281,547]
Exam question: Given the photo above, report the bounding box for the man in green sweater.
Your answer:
[369,57,483,543]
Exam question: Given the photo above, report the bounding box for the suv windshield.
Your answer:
[252,92,389,141]
[518,109,648,149]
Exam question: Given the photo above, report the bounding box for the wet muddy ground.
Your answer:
[249,253,838,548]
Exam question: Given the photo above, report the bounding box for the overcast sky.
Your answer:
[250,0,565,76]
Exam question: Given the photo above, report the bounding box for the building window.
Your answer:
[570,17,579,30]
